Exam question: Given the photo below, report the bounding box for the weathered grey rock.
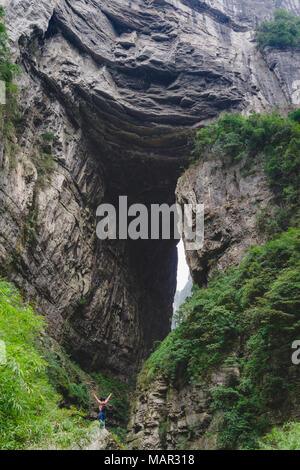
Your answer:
[176,157,273,285]
[127,367,237,450]
[127,351,300,450]
[85,426,124,451]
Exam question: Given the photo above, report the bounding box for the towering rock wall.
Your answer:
[128,156,275,449]
[0,0,299,380]
[126,0,300,451]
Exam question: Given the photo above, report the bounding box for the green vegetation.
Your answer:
[254,205,290,237]
[139,226,300,449]
[40,337,90,409]
[0,9,56,182]
[0,5,22,169]
[40,132,57,143]
[0,6,21,134]
[256,9,300,50]
[0,277,132,449]
[191,111,300,232]
[260,422,300,450]
[109,427,128,447]
[289,108,300,124]
[158,417,170,448]
[31,131,56,185]
[0,279,94,450]
[92,372,131,432]
[77,296,87,307]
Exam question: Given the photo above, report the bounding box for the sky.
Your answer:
[176,240,190,291]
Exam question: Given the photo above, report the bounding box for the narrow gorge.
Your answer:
[0,0,300,451]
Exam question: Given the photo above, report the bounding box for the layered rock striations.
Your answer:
[127,154,277,449]
[176,156,273,286]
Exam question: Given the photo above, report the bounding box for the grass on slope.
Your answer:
[0,280,92,450]
[260,422,300,450]
[191,111,300,225]
[138,110,300,449]
[138,226,300,449]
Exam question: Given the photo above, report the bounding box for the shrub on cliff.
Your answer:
[0,7,21,134]
[191,111,300,230]
[0,280,91,449]
[289,108,300,124]
[256,9,300,50]
[260,422,300,450]
[139,110,300,449]
[138,226,300,449]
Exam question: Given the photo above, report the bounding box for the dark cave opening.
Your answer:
[60,116,189,378]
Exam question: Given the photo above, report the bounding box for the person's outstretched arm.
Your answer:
[105,393,112,404]
[94,393,101,404]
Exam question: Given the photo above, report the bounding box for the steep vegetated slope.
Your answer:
[257,8,300,50]
[0,277,129,449]
[128,111,300,450]
[0,279,92,450]
[127,8,300,450]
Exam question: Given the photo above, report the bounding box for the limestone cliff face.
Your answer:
[128,369,240,450]
[176,157,273,286]
[0,0,299,382]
